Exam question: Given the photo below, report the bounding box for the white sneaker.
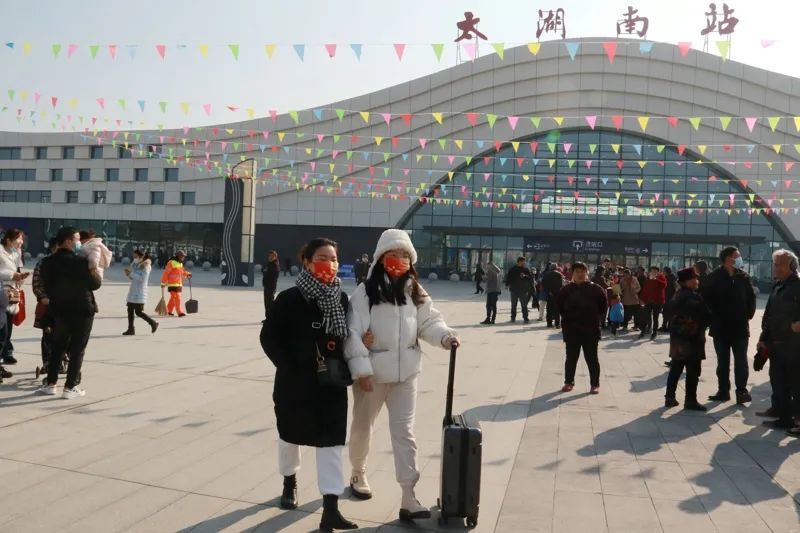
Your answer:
[350,471,372,500]
[36,384,59,396]
[62,387,86,399]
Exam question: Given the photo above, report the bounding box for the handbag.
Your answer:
[315,340,353,388]
[11,289,26,326]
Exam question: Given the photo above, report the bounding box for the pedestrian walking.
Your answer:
[473,264,485,294]
[0,228,28,369]
[504,257,533,323]
[543,263,564,327]
[756,249,800,433]
[260,237,358,532]
[608,294,624,338]
[36,227,102,399]
[663,268,711,411]
[620,269,641,330]
[122,250,159,336]
[639,266,668,340]
[557,262,608,394]
[160,250,192,317]
[344,229,459,522]
[480,260,501,324]
[702,247,756,404]
[262,250,280,317]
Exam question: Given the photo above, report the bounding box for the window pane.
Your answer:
[181,192,195,205]
[150,191,164,205]
[135,168,148,182]
[106,168,119,182]
[62,146,75,159]
[50,169,63,181]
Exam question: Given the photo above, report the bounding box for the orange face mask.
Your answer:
[310,260,339,284]
[384,256,411,277]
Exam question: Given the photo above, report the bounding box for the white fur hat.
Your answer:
[367,229,417,278]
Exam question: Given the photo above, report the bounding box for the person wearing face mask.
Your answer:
[160,250,192,317]
[260,238,357,533]
[36,227,102,399]
[122,250,159,336]
[344,229,459,522]
[701,246,756,405]
[0,228,29,370]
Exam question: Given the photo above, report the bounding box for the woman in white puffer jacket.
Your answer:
[345,229,459,523]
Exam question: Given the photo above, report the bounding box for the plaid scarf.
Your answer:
[296,269,349,339]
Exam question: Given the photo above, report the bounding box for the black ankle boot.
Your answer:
[320,494,358,532]
[664,395,679,408]
[280,475,298,510]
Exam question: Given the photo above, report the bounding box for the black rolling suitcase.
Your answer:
[438,345,482,528]
[184,278,199,314]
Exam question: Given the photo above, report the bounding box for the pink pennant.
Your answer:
[585,177,592,185]
[332,150,340,159]
[585,160,593,169]
[419,138,427,149]
[785,162,795,172]
[108,44,117,60]
[729,193,735,203]
[202,103,212,116]
[316,133,324,143]
[91,117,97,125]
[667,116,679,127]
[269,110,278,122]
[563,143,572,154]
[155,44,166,59]
[744,117,757,132]
[616,160,624,170]
[67,44,78,58]
[602,42,618,64]
[483,173,491,182]
[677,42,692,57]
[183,126,190,135]
[34,92,41,104]
[403,168,410,176]
[462,43,476,60]
[51,96,58,108]
[785,180,793,189]
[262,131,269,140]
[466,112,478,126]
[393,43,406,61]
[507,116,519,131]
[226,105,239,112]
[612,115,623,130]
[96,97,105,110]
[585,115,597,130]
[325,44,337,58]
[761,39,776,48]
[381,113,392,126]
[309,161,316,171]
[448,155,456,165]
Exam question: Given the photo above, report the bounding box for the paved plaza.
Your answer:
[1,267,799,532]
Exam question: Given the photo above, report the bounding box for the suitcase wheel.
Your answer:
[467,514,478,528]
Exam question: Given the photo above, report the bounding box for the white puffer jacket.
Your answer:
[345,280,456,384]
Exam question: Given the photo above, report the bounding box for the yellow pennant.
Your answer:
[766,162,774,170]
[375,136,384,146]
[180,102,190,115]
[277,132,285,142]
[360,111,370,123]
[637,116,649,131]
[454,139,463,150]
[199,44,209,58]
[638,161,646,169]
[527,42,541,56]
[432,112,443,124]
[636,179,644,187]
[246,108,255,119]
[225,128,234,134]
[264,44,276,58]
[697,145,707,155]
[548,159,556,168]
[611,144,620,153]
[768,117,781,132]
[553,117,564,126]
[511,141,520,152]
[773,144,782,154]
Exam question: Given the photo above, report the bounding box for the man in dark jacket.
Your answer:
[36,227,102,399]
[556,262,608,394]
[543,263,565,328]
[354,254,369,285]
[504,256,533,323]
[757,249,800,433]
[701,247,757,404]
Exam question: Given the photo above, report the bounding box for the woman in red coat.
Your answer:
[639,266,668,340]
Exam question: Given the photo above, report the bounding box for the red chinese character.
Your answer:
[455,11,488,42]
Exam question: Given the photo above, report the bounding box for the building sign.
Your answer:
[454,11,488,42]
[616,6,649,38]
[536,8,566,40]
[524,236,652,255]
[701,3,738,35]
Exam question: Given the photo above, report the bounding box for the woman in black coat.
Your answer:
[262,250,280,317]
[260,238,357,532]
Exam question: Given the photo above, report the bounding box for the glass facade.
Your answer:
[402,129,789,290]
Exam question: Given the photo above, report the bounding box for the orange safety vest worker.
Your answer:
[161,256,191,316]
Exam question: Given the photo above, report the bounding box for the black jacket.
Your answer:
[505,265,534,294]
[759,273,800,352]
[260,286,349,447]
[542,269,564,296]
[664,288,711,361]
[262,261,279,292]
[701,266,756,338]
[39,249,101,317]
[556,281,608,340]
[355,261,369,283]
[664,272,678,303]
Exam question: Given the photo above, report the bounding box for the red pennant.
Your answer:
[667,116,679,127]
[351,134,359,144]
[494,141,502,152]
[677,145,686,156]
[611,115,623,130]
[602,42,617,63]
[616,160,624,170]
[51,96,58,108]
[401,113,412,126]
[483,156,491,166]
[516,157,524,168]
[391,136,399,148]
[530,142,539,153]
[466,112,478,126]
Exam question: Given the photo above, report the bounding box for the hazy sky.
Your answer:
[1,0,798,132]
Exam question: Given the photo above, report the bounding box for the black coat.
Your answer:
[39,249,101,317]
[260,286,349,447]
[262,261,279,292]
[759,273,800,353]
[556,281,608,340]
[701,267,756,338]
[542,269,564,296]
[355,261,369,283]
[664,272,678,303]
[664,288,711,361]
[505,265,534,294]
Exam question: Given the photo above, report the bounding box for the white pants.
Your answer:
[278,439,345,496]
[349,375,419,487]
[538,300,547,320]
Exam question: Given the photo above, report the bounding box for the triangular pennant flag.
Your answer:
[431,43,444,62]
[491,42,505,59]
[324,44,337,58]
[22,42,31,55]
[350,43,362,60]
[612,115,623,130]
[637,116,649,132]
[359,111,370,123]
[89,45,100,59]
[264,44,276,58]
[198,44,209,58]
[531,116,541,128]
[96,97,105,110]
[159,101,167,113]
[507,116,519,131]
[689,117,701,130]
[66,43,78,58]
[639,41,654,54]
[228,44,240,60]
[432,112,443,124]
[632,144,642,155]
[677,42,692,57]
[553,117,564,126]
[745,117,757,132]
[155,44,166,59]
[697,145,708,155]
[335,108,345,121]
[180,102,190,115]
[137,100,145,112]
[768,116,781,132]
[719,116,732,131]
[794,117,800,132]
[716,40,730,60]
[289,110,300,124]
[293,44,305,61]
[585,115,597,130]
[393,43,406,61]
[108,44,117,60]
[602,42,617,63]
[527,42,541,56]
[589,144,597,154]
[462,43,476,60]
[486,114,498,128]
[564,42,580,60]
[51,43,62,58]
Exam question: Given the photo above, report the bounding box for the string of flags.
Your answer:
[1,38,783,63]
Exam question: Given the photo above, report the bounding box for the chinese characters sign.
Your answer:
[536,9,566,40]
[455,12,488,42]
[617,6,649,38]
[701,3,739,35]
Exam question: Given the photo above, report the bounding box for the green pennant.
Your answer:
[346,150,353,159]
[530,117,541,128]
[465,156,473,165]
[159,101,167,113]
[432,155,439,163]
[335,108,345,121]
[431,43,445,62]
[589,144,597,154]
[547,143,556,153]
[7,89,14,101]
[89,45,100,59]
[52,44,62,58]
[486,114,498,128]
[438,139,446,150]
[228,44,240,60]
[296,132,305,139]
[333,134,341,143]
[383,167,390,176]
[383,152,390,163]
[289,110,299,124]
[316,148,324,157]
[688,117,701,130]
[117,99,126,110]
[719,116,732,131]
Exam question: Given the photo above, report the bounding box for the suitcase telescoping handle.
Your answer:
[444,344,457,426]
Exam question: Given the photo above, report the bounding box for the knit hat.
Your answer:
[367,229,417,278]
[677,267,698,283]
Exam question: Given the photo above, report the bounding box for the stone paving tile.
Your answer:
[1,273,799,531]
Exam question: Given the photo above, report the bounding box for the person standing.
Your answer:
[345,229,458,522]
[504,257,533,323]
[481,260,501,325]
[160,250,192,317]
[354,254,370,286]
[620,269,642,330]
[122,250,159,336]
[473,263,485,294]
[260,238,358,532]
[639,266,668,340]
[556,262,608,394]
[608,294,624,338]
[757,249,800,432]
[36,227,102,399]
[32,238,62,376]
[695,260,710,290]
[543,262,565,328]
[660,267,678,331]
[0,228,28,369]
[536,273,548,322]
[262,250,280,317]
[702,247,756,405]
[663,268,711,411]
